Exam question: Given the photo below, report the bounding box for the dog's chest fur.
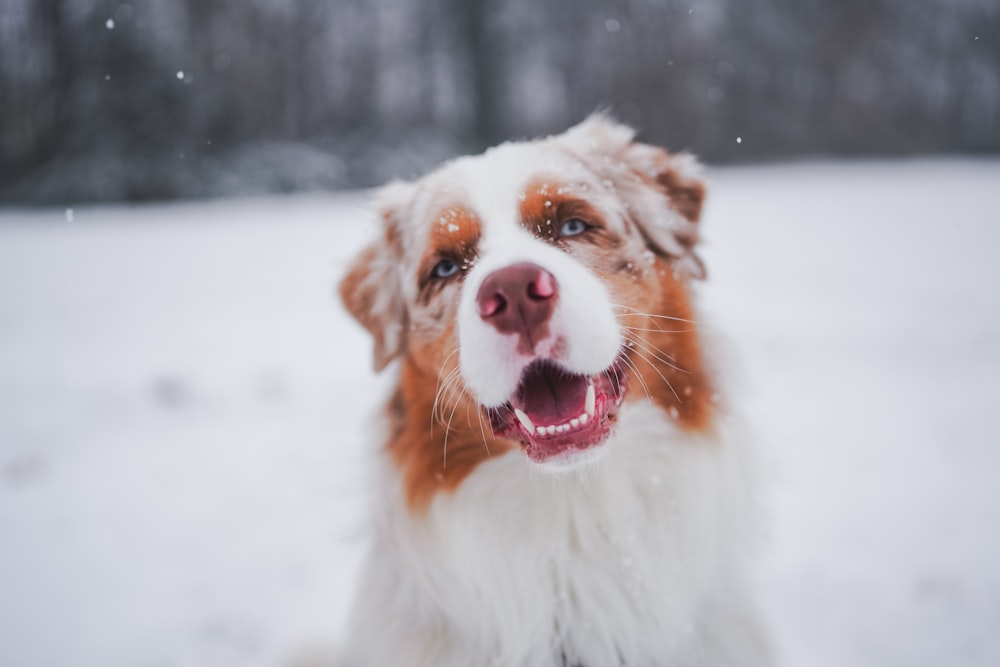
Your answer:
[346,401,755,667]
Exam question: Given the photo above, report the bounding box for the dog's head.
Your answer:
[340,116,716,508]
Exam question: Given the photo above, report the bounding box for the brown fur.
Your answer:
[616,256,714,431]
[417,205,482,301]
[519,180,621,251]
[386,339,512,512]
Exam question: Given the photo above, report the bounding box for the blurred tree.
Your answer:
[448,0,504,147]
[0,0,997,202]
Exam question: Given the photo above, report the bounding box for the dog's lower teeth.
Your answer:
[514,382,603,440]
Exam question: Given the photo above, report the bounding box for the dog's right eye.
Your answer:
[559,218,589,237]
[432,259,459,279]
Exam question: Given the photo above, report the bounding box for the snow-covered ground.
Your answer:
[1,160,998,667]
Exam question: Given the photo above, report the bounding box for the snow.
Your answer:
[1,161,999,667]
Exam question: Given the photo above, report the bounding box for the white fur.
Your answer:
[340,402,769,667]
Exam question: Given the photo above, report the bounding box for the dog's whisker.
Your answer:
[475,407,492,457]
[433,363,465,429]
[623,335,691,374]
[432,372,457,430]
[618,351,653,403]
[613,305,696,324]
[431,349,463,432]
[441,388,465,470]
[620,324,697,334]
[622,339,684,404]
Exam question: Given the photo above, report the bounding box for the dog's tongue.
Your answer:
[513,361,589,424]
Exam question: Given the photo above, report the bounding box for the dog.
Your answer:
[336,116,770,666]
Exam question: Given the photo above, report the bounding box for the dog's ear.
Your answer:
[620,142,707,279]
[561,115,707,279]
[338,182,413,372]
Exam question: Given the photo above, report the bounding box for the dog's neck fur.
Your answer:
[346,397,757,667]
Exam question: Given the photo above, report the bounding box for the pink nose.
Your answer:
[476,263,558,351]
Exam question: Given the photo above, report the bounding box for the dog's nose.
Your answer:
[477,263,558,350]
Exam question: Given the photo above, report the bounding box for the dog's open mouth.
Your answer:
[487,358,628,463]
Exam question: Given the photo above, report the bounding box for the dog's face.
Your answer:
[341,117,716,509]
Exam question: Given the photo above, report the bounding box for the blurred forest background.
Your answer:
[1,0,998,203]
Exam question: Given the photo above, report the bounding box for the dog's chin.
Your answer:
[487,357,628,467]
[527,438,612,473]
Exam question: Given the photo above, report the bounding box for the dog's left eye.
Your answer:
[559,219,588,237]
[432,259,460,278]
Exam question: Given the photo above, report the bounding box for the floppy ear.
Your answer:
[338,183,412,372]
[561,115,708,279]
[621,142,707,279]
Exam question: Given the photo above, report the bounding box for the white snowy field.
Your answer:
[1,160,998,667]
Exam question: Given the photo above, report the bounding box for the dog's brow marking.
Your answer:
[518,178,610,244]
[417,204,482,301]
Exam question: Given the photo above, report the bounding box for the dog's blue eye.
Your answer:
[559,219,588,237]
[433,259,459,278]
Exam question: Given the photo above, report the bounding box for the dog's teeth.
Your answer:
[585,384,596,417]
[536,426,547,436]
[570,418,580,429]
[579,412,589,425]
[514,408,535,432]
[546,425,556,436]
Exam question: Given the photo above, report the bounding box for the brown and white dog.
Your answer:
[337,117,769,666]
